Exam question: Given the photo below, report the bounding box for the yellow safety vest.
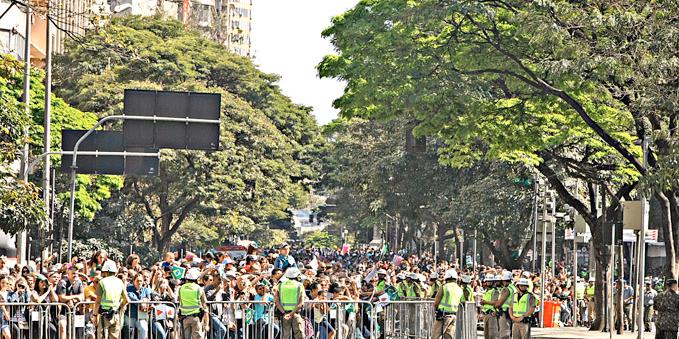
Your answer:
[576,283,586,300]
[280,280,302,312]
[481,288,496,313]
[429,281,442,298]
[586,285,595,297]
[99,276,125,311]
[512,292,534,317]
[502,284,516,311]
[438,282,462,313]
[178,282,203,316]
[463,285,474,302]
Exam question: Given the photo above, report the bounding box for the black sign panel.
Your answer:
[61,130,159,175]
[123,89,221,150]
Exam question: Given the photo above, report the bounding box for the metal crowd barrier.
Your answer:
[381,299,435,339]
[205,300,276,339]
[0,299,477,339]
[0,301,71,339]
[300,300,375,339]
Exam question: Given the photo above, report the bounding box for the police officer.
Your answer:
[94,260,127,339]
[433,269,463,339]
[375,269,390,295]
[178,268,208,339]
[480,274,499,339]
[509,278,536,339]
[275,267,305,339]
[429,272,442,298]
[574,277,586,326]
[586,277,596,325]
[461,275,474,302]
[495,271,515,339]
[654,278,679,339]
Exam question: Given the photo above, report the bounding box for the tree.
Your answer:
[303,231,341,249]
[321,117,535,266]
[318,0,679,328]
[53,17,322,253]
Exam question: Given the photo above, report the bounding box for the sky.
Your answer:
[251,0,359,125]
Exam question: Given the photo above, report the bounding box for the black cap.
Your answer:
[666,279,678,286]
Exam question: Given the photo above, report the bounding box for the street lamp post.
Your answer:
[66,115,220,261]
[637,137,649,338]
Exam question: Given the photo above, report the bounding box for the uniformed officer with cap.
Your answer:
[461,275,474,302]
[433,269,463,339]
[480,274,499,339]
[275,267,305,339]
[495,271,516,339]
[429,272,442,298]
[654,278,679,339]
[94,260,127,339]
[178,267,208,338]
[509,278,536,339]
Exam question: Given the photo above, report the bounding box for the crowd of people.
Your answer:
[0,242,676,339]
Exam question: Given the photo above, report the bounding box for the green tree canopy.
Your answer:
[53,17,322,252]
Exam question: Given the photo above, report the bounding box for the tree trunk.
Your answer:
[656,192,677,279]
[589,219,607,331]
[437,223,447,260]
[666,191,679,279]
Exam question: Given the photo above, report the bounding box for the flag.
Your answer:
[171,266,186,280]
[392,255,402,266]
[380,243,388,255]
[341,244,350,255]
[364,268,377,283]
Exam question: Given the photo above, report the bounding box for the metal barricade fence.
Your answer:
[123,300,178,339]
[0,302,71,339]
[300,300,374,339]
[205,300,275,339]
[381,299,434,339]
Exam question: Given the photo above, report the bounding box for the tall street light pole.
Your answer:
[637,137,649,338]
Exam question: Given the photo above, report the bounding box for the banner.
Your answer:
[341,244,350,255]
[564,228,574,240]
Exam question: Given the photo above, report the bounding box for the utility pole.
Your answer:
[43,1,53,258]
[637,136,650,338]
[18,5,32,266]
[551,190,556,277]
[532,172,539,272]
[539,191,548,328]
[572,180,579,327]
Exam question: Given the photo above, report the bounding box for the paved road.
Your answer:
[530,327,655,338]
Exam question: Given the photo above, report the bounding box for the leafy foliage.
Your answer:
[303,231,341,249]
[53,17,322,252]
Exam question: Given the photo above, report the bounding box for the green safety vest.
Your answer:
[280,280,302,311]
[576,283,586,300]
[502,284,516,311]
[405,283,418,298]
[376,280,387,293]
[429,281,441,298]
[99,276,125,311]
[179,282,203,316]
[512,292,534,318]
[481,288,496,313]
[463,285,474,302]
[586,285,595,297]
[438,282,463,313]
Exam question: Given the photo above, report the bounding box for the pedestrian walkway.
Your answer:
[531,327,655,339]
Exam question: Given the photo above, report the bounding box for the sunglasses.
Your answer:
[18,285,26,289]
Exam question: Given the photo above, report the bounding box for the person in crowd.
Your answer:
[274,243,297,272]
[125,272,152,339]
[643,279,658,332]
[57,264,84,338]
[495,271,515,339]
[586,277,596,325]
[480,274,498,339]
